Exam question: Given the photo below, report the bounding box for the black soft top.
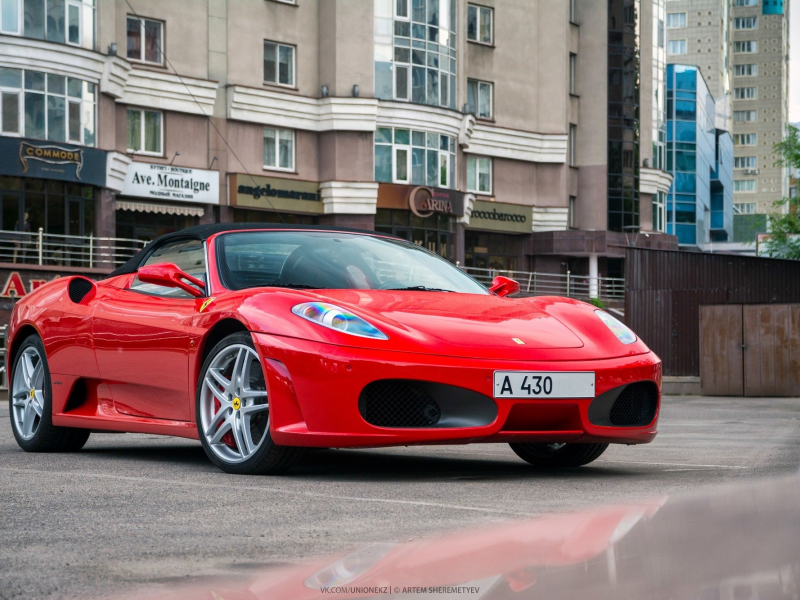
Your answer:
[108,223,388,277]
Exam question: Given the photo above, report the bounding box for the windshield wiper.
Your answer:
[384,286,455,292]
[271,283,319,290]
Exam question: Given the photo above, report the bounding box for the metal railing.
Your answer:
[0,228,147,269]
[459,266,625,303]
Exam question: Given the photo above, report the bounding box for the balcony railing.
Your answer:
[0,228,146,269]
[459,266,625,303]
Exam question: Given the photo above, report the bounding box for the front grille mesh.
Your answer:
[609,382,658,427]
[68,278,94,303]
[360,380,442,428]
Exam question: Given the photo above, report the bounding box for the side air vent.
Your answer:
[68,277,95,304]
[358,379,498,429]
[588,381,659,428]
[609,382,659,426]
[360,380,441,428]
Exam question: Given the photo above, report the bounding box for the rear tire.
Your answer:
[9,334,90,453]
[196,332,304,475]
[509,442,608,468]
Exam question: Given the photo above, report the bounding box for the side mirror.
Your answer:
[137,263,205,298]
[489,276,520,298]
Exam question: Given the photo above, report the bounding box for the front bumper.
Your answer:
[253,333,662,448]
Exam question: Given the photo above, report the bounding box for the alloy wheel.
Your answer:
[199,344,269,464]
[11,347,45,441]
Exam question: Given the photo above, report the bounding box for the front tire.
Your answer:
[509,442,608,468]
[196,332,303,475]
[9,334,90,452]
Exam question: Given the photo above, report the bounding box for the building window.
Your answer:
[374,0,457,110]
[466,79,492,118]
[734,63,757,76]
[653,191,666,233]
[734,133,757,146]
[734,87,757,100]
[734,202,756,214]
[734,180,757,192]
[127,108,162,155]
[667,39,686,55]
[568,124,576,166]
[734,156,757,169]
[374,127,456,189]
[263,41,295,87]
[666,12,686,28]
[0,68,96,145]
[734,40,757,53]
[733,110,757,123]
[734,17,758,29]
[734,0,757,5]
[568,195,576,228]
[466,156,491,193]
[569,53,577,94]
[0,0,95,49]
[126,16,163,64]
[263,127,294,171]
[569,0,576,22]
[467,4,493,44]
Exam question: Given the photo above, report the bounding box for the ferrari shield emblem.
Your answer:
[512,338,525,345]
[199,297,215,312]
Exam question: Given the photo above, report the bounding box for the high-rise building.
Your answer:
[0,0,676,319]
[731,0,791,219]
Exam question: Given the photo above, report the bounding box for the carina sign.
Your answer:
[122,163,220,204]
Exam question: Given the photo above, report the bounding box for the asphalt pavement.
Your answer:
[1,395,799,599]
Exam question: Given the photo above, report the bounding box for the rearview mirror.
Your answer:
[488,276,520,298]
[137,263,205,298]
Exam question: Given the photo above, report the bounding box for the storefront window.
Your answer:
[0,68,95,146]
[374,0,457,109]
[375,208,453,260]
[0,0,95,49]
[115,209,197,242]
[374,127,456,188]
[464,230,519,271]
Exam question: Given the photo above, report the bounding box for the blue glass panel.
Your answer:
[675,151,696,172]
[375,62,392,100]
[763,0,783,14]
[711,212,724,229]
[675,202,696,223]
[675,173,696,193]
[675,67,698,91]
[676,224,696,245]
[675,100,696,121]
[675,121,696,142]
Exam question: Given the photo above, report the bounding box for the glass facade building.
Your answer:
[666,65,734,246]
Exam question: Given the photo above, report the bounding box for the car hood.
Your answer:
[312,289,584,351]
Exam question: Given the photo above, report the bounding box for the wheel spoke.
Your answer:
[11,396,27,407]
[21,353,34,388]
[204,376,230,405]
[231,348,246,391]
[31,362,44,388]
[239,414,256,457]
[21,402,35,437]
[231,413,249,457]
[239,389,267,399]
[208,415,233,445]
[207,368,232,393]
[31,392,43,417]
[204,405,229,437]
[239,402,269,416]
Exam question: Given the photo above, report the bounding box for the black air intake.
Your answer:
[68,278,94,304]
[360,380,442,428]
[609,382,658,426]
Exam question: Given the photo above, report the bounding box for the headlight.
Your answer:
[292,302,388,340]
[595,310,637,344]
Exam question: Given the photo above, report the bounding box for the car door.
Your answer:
[92,238,207,422]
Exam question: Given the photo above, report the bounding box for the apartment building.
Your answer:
[0,0,675,311]
[730,0,791,218]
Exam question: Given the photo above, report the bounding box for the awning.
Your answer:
[115,200,205,218]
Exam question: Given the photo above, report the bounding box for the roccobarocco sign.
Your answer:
[122,163,220,204]
[468,200,532,234]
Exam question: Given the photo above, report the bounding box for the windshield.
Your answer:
[216,231,488,294]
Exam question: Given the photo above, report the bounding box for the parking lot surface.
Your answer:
[1,395,799,599]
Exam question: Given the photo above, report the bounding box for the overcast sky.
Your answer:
[791,4,799,124]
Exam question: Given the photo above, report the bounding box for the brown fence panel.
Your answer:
[625,249,800,376]
[743,304,800,397]
[700,305,743,396]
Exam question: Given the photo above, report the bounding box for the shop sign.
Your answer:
[468,200,532,234]
[123,163,220,204]
[0,137,107,187]
[231,174,324,214]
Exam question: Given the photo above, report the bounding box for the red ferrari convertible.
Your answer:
[6,224,661,474]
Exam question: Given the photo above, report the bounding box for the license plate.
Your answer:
[493,371,595,399]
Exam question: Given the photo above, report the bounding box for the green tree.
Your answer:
[760,126,800,259]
